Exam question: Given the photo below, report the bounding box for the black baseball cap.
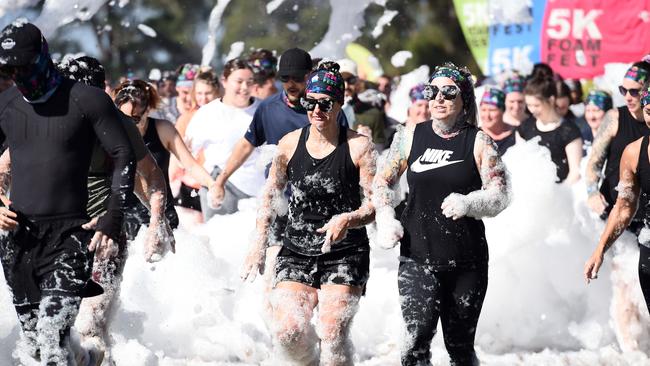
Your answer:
[0,21,43,66]
[278,48,312,78]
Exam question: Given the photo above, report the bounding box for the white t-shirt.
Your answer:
[186,98,264,197]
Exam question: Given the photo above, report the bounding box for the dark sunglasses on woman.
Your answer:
[619,85,641,97]
[300,97,334,113]
[423,84,459,101]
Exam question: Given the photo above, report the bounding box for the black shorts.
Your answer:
[274,246,370,290]
[174,182,202,211]
[0,217,94,305]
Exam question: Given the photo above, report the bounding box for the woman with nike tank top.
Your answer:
[585,88,650,317]
[373,63,510,366]
[241,61,376,365]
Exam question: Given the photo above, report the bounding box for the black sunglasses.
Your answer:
[619,86,641,97]
[423,84,460,101]
[279,75,305,83]
[300,97,335,113]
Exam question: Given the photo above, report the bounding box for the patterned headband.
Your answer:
[306,68,345,104]
[503,75,525,94]
[641,89,650,107]
[480,87,506,110]
[429,63,474,105]
[585,90,613,111]
[409,83,426,102]
[624,66,649,85]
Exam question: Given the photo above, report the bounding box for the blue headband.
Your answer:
[585,90,613,111]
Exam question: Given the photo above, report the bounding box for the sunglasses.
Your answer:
[279,75,305,83]
[619,86,641,97]
[423,84,460,101]
[300,97,335,113]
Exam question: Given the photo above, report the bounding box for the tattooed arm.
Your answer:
[0,149,17,230]
[585,137,641,283]
[441,131,511,219]
[371,124,415,249]
[241,130,299,282]
[586,108,619,214]
[319,132,377,252]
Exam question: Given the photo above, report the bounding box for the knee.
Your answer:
[274,321,309,348]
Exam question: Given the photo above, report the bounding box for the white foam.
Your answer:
[390,50,412,68]
[136,23,157,38]
[371,9,398,39]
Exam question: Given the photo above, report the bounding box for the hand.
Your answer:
[88,231,118,260]
[317,214,349,253]
[208,180,224,210]
[0,196,18,231]
[240,235,267,282]
[375,215,403,249]
[587,193,608,215]
[584,251,604,284]
[144,217,176,262]
[441,193,468,220]
[81,216,99,230]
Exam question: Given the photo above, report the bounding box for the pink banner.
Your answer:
[541,0,650,78]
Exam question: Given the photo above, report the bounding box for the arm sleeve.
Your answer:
[81,88,136,239]
[244,107,266,147]
[119,112,148,161]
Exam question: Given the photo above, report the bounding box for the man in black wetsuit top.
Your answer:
[0,21,135,365]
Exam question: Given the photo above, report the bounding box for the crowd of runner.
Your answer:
[0,18,649,366]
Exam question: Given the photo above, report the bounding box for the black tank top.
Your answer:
[601,106,650,205]
[125,118,174,212]
[283,126,369,256]
[494,132,515,156]
[400,122,488,269]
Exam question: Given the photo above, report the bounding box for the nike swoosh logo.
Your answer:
[410,158,463,173]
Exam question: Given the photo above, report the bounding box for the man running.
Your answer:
[0,21,135,365]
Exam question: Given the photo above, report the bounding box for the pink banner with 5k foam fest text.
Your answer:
[541,0,650,79]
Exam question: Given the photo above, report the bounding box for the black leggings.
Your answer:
[398,260,487,366]
[638,245,650,312]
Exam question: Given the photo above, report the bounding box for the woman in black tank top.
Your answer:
[586,61,650,219]
[113,80,217,254]
[373,63,511,366]
[585,88,650,320]
[517,73,583,183]
[241,62,376,365]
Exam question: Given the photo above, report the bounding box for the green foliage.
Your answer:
[39,0,481,82]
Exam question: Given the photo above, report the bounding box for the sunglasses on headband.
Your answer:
[423,84,459,101]
[300,97,335,113]
[619,86,641,97]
